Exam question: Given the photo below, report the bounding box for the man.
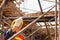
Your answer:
[3,17,24,40]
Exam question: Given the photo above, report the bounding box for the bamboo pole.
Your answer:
[8,5,55,40]
[38,0,51,40]
[0,0,5,8]
[55,0,57,40]
[58,0,60,40]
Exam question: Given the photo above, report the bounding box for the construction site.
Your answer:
[0,0,59,40]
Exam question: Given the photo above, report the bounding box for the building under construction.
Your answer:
[0,0,59,40]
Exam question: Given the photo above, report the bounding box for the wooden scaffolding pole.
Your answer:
[0,0,5,8]
[0,0,6,40]
[59,0,60,40]
[8,5,55,40]
[55,0,57,40]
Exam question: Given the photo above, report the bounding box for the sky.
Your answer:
[20,0,55,13]
[15,0,59,27]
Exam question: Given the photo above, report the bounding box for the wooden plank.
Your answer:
[25,11,56,17]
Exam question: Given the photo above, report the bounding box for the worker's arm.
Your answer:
[3,29,16,40]
[3,23,22,39]
[3,17,23,40]
[3,24,22,40]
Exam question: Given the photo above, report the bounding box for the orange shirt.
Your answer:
[13,34,24,40]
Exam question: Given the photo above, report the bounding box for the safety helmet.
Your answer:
[11,17,23,28]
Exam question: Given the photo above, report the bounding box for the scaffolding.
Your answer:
[0,0,59,40]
